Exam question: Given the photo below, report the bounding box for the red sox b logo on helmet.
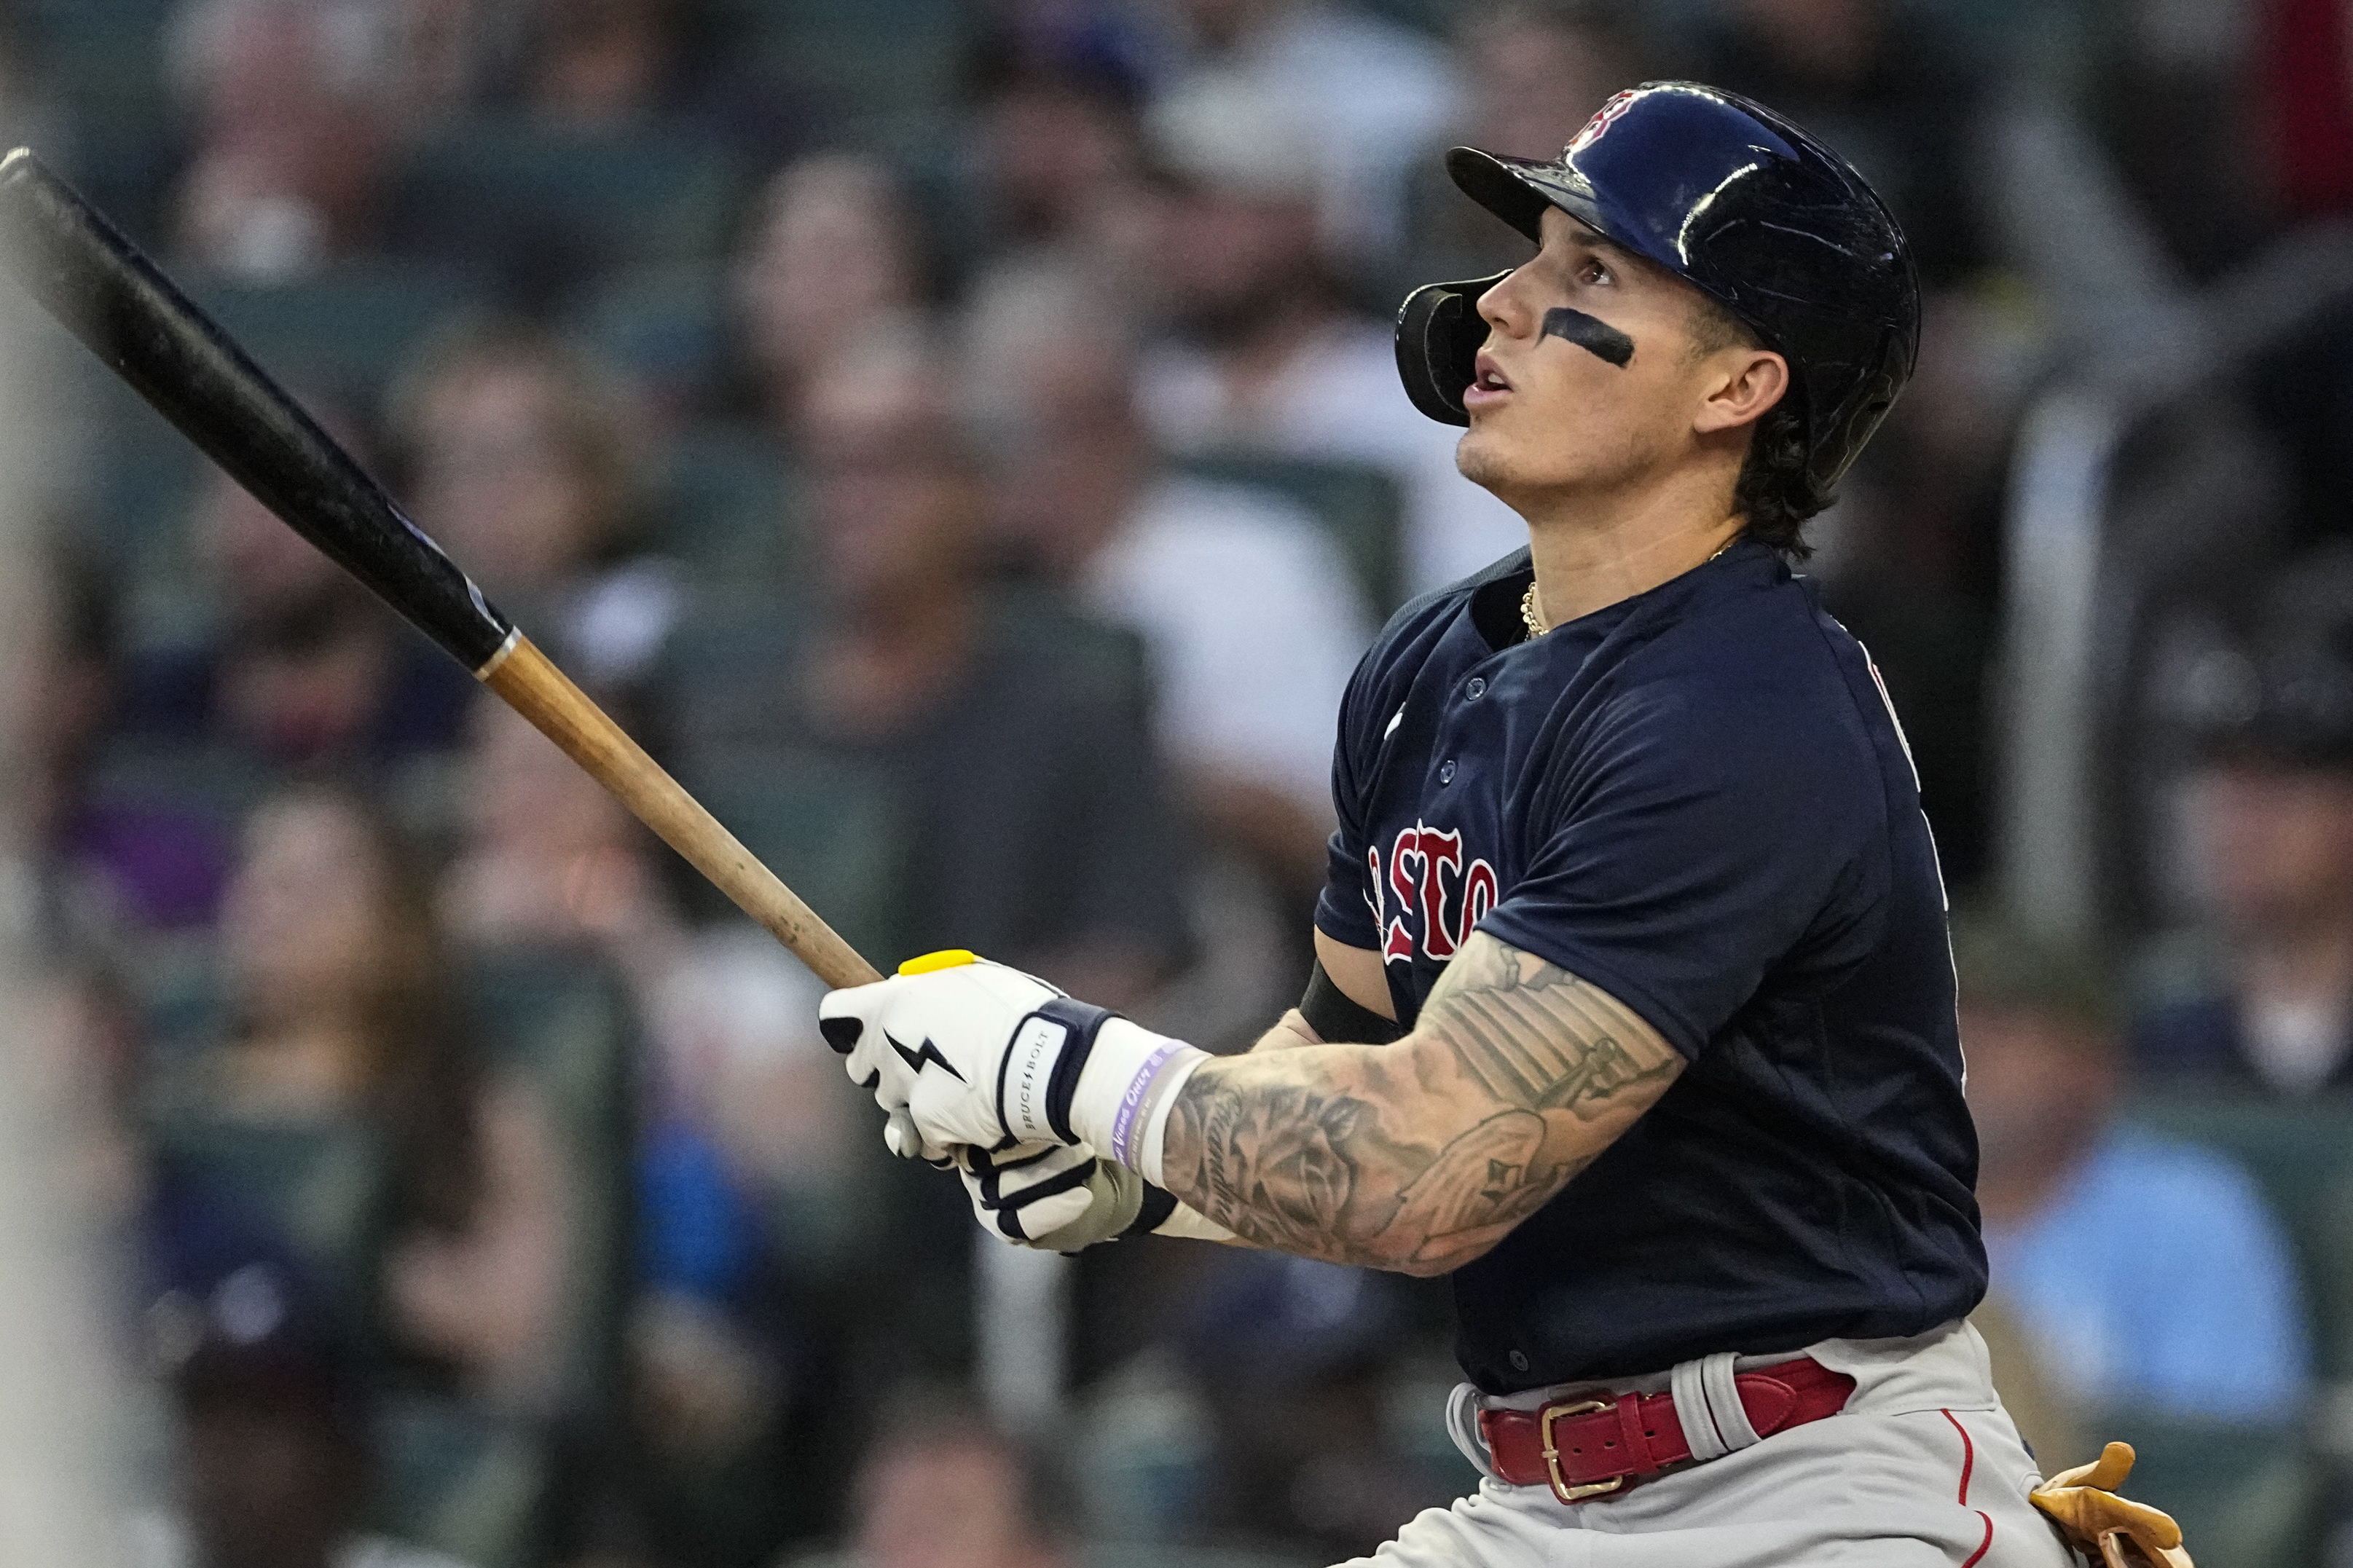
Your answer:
[1367,822,1499,965]
[1566,90,1639,156]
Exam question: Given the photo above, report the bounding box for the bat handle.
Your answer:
[479,634,885,991]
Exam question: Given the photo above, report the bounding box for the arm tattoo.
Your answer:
[1162,934,1684,1272]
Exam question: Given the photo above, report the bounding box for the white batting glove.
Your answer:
[959,1141,1241,1252]
[817,950,1213,1181]
[957,1140,1152,1248]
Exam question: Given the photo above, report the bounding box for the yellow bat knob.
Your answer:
[899,949,980,976]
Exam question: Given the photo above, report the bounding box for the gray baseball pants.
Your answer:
[1340,1320,2075,1567]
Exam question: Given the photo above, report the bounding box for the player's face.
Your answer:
[1453,209,1786,516]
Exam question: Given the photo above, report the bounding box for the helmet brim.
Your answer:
[1445,146,1609,250]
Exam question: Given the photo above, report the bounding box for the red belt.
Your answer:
[1478,1356,1855,1504]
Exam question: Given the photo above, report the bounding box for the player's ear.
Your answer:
[1692,349,1788,436]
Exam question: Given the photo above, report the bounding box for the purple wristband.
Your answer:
[1108,1041,1187,1168]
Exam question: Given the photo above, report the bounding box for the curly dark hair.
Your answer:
[1688,296,1824,559]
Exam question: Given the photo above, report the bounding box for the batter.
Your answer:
[820,83,2184,1568]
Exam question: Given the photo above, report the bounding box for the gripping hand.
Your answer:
[2030,1443,2193,1568]
[819,950,1210,1173]
[960,1140,1182,1250]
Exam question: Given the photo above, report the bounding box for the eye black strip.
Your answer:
[1541,307,1635,368]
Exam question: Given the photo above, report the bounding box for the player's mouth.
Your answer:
[1464,352,1512,410]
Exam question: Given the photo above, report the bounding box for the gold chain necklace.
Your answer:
[1518,580,1547,642]
[1520,534,1743,641]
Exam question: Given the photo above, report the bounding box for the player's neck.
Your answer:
[1520,475,1746,629]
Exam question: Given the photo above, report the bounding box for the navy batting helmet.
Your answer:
[1395,81,1919,514]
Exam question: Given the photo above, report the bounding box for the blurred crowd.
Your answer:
[7,0,2353,1564]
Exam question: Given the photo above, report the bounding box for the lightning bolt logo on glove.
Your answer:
[818,950,1211,1179]
[887,1033,965,1082]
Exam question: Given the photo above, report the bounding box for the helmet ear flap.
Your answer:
[1394,271,1508,428]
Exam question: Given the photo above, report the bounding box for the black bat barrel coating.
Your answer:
[0,149,514,671]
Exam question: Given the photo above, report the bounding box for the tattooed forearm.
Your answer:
[1160,933,1684,1274]
[1416,935,1669,1116]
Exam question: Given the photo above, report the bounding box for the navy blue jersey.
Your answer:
[1314,539,1984,1392]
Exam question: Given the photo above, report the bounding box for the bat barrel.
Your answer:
[0,150,885,991]
[0,148,514,672]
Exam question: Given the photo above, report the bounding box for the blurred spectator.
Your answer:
[686,323,1191,1006]
[1144,0,1459,266]
[1692,0,1991,288]
[1804,285,2034,891]
[833,1401,1071,1568]
[728,154,935,438]
[390,318,679,693]
[523,0,681,128]
[959,23,1155,276]
[1453,1,1638,160]
[1959,918,2310,1419]
[670,328,1192,1402]
[167,0,396,280]
[514,0,816,164]
[442,693,852,1266]
[1401,1,1651,290]
[2134,575,2353,1092]
[134,1249,474,1568]
[441,696,669,961]
[1135,79,1524,594]
[1180,1253,1456,1560]
[966,258,1368,894]
[442,694,857,1564]
[383,0,512,120]
[154,783,578,1411]
[15,544,234,942]
[114,460,474,777]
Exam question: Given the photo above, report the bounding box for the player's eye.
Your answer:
[1579,257,1612,285]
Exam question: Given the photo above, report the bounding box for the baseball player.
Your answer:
[820,84,2188,1568]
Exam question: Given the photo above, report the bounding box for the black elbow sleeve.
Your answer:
[1300,959,1402,1045]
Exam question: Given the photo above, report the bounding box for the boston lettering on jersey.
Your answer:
[1370,823,1499,961]
[1316,539,1985,1393]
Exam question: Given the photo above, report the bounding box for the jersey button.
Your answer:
[1439,759,1456,784]
[1466,676,1487,700]
[1509,1350,1530,1371]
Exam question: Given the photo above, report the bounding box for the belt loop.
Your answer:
[1668,1356,1728,1462]
[1446,1383,1498,1479]
[1700,1353,1761,1451]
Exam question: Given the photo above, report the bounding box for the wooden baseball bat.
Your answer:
[0,148,881,990]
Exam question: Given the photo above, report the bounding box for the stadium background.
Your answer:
[3,1,2353,1565]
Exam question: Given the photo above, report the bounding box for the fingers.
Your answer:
[991,1183,1098,1242]
[817,980,886,1056]
[830,977,951,1162]
[884,1107,954,1165]
[960,1141,1102,1243]
[822,958,1050,1159]
[2107,1502,2183,1551]
[2083,1441,2137,1494]
[821,979,901,1103]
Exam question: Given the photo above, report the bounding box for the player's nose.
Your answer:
[1476,265,1539,341]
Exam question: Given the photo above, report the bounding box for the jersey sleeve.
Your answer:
[1313,642,1390,954]
[1477,678,1887,1060]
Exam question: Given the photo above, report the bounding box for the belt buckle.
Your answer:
[1539,1398,1627,1503]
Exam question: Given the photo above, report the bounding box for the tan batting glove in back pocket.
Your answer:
[2030,1442,2193,1568]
